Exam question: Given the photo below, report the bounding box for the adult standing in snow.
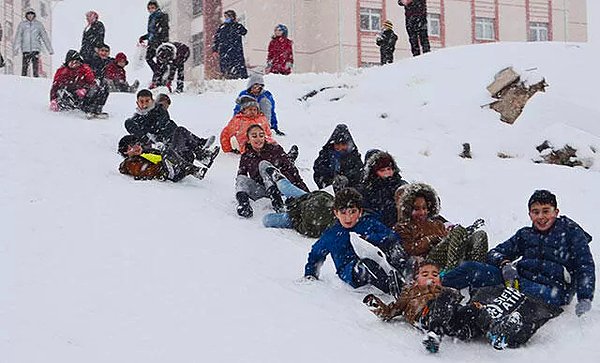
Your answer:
[13,8,54,77]
[233,73,284,135]
[212,9,248,80]
[153,41,190,92]
[398,0,430,57]
[376,20,398,65]
[0,23,5,68]
[80,10,105,64]
[139,1,170,83]
[266,24,293,75]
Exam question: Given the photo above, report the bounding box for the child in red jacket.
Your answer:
[105,52,140,93]
[266,24,293,75]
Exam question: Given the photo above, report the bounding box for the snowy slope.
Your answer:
[2,42,600,363]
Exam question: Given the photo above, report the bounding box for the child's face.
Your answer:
[136,96,153,110]
[411,196,428,222]
[333,143,349,153]
[67,59,82,69]
[376,166,394,179]
[97,47,110,59]
[249,84,263,96]
[415,264,441,287]
[117,60,127,68]
[248,127,266,150]
[528,202,559,232]
[147,4,157,13]
[126,144,143,157]
[334,207,362,228]
[274,28,283,36]
[242,106,259,117]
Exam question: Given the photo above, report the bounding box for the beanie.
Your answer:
[383,20,393,30]
[115,52,129,65]
[118,135,140,156]
[528,190,557,209]
[236,95,259,111]
[64,50,84,65]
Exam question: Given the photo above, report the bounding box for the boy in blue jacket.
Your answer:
[303,188,408,294]
[443,190,595,315]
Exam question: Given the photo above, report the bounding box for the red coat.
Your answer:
[267,36,293,75]
[105,61,126,81]
[50,64,96,100]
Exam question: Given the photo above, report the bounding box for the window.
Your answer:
[529,22,548,41]
[193,0,203,17]
[475,17,495,41]
[428,13,441,37]
[192,32,204,66]
[40,2,49,18]
[360,8,381,32]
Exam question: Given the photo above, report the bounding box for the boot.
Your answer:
[236,192,253,218]
[264,165,285,183]
[267,186,285,213]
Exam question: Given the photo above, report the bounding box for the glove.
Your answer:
[75,88,87,98]
[576,299,592,317]
[49,99,59,112]
[501,261,519,288]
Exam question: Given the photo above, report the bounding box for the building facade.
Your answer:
[162,0,587,79]
[1,0,54,77]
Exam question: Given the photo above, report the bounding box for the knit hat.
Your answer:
[275,24,289,37]
[236,95,259,111]
[64,50,84,65]
[247,73,265,90]
[383,20,393,30]
[118,135,140,156]
[115,52,129,65]
[528,190,557,209]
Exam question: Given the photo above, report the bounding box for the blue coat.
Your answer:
[233,89,279,129]
[487,216,595,302]
[304,216,401,287]
[212,22,248,79]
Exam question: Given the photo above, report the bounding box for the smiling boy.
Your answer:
[442,190,595,315]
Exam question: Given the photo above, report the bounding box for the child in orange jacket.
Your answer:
[220,95,273,154]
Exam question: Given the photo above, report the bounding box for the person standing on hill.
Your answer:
[0,23,5,68]
[212,9,248,79]
[139,1,170,81]
[398,0,430,57]
[266,24,293,75]
[376,20,398,65]
[13,8,54,77]
[152,41,190,92]
[80,11,105,64]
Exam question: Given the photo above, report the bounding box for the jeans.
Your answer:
[442,261,570,306]
[262,177,308,229]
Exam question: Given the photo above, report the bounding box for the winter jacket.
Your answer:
[313,124,364,189]
[233,89,279,130]
[220,112,273,154]
[141,9,169,46]
[267,36,293,75]
[156,42,190,66]
[398,0,428,17]
[238,142,309,192]
[376,29,398,56]
[124,103,178,144]
[88,54,113,80]
[212,21,248,79]
[13,18,53,54]
[370,283,446,323]
[80,20,105,63]
[105,53,128,81]
[304,216,402,286]
[287,191,336,238]
[49,64,96,100]
[359,150,408,227]
[488,216,595,303]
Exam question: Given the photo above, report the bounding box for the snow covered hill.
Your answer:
[2,42,600,363]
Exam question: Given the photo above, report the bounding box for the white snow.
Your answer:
[3,18,600,363]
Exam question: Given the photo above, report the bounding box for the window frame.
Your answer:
[529,22,549,42]
[475,17,496,41]
[359,8,381,32]
[427,13,441,38]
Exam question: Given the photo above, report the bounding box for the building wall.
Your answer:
[1,0,53,77]
[166,0,586,79]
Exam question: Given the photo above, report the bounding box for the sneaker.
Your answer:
[287,145,299,163]
[487,311,523,350]
[131,80,140,92]
[422,331,442,353]
[196,146,220,169]
[202,135,216,150]
[265,165,285,183]
[192,166,208,180]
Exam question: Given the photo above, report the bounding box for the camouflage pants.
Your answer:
[426,226,488,270]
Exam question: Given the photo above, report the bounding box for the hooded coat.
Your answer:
[80,16,105,63]
[212,21,248,79]
[105,53,128,81]
[220,112,273,154]
[313,124,364,189]
[392,183,448,257]
[267,34,293,75]
[487,216,595,304]
[49,51,96,100]
[233,74,280,130]
[13,11,54,54]
[237,142,308,192]
[359,150,408,227]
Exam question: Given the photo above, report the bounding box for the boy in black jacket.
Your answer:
[398,0,430,57]
[376,20,398,65]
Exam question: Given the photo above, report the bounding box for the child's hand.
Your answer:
[49,99,59,112]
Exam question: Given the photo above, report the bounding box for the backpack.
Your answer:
[287,191,335,238]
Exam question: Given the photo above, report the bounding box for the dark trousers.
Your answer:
[168,126,209,162]
[22,51,40,77]
[380,51,394,65]
[146,42,160,78]
[56,81,109,113]
[405,15,430,56]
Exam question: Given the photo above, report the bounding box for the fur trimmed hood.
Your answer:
[362,149,401,183]
[395,183,441,222]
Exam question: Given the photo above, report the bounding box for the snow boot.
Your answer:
[267,185,285,213]
[236,192,253,218]
[487,311,524,350]
[264,165,285,184]
[422,331,442,353]
[130,80,140,92]
[287,145,298,163]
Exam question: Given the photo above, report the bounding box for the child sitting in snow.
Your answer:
[303,188,408,295]
[221,95,274,154]
[105,52,140,93]
[364,261,562,352]
[233,73,285,135]
[393,183,488,271]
